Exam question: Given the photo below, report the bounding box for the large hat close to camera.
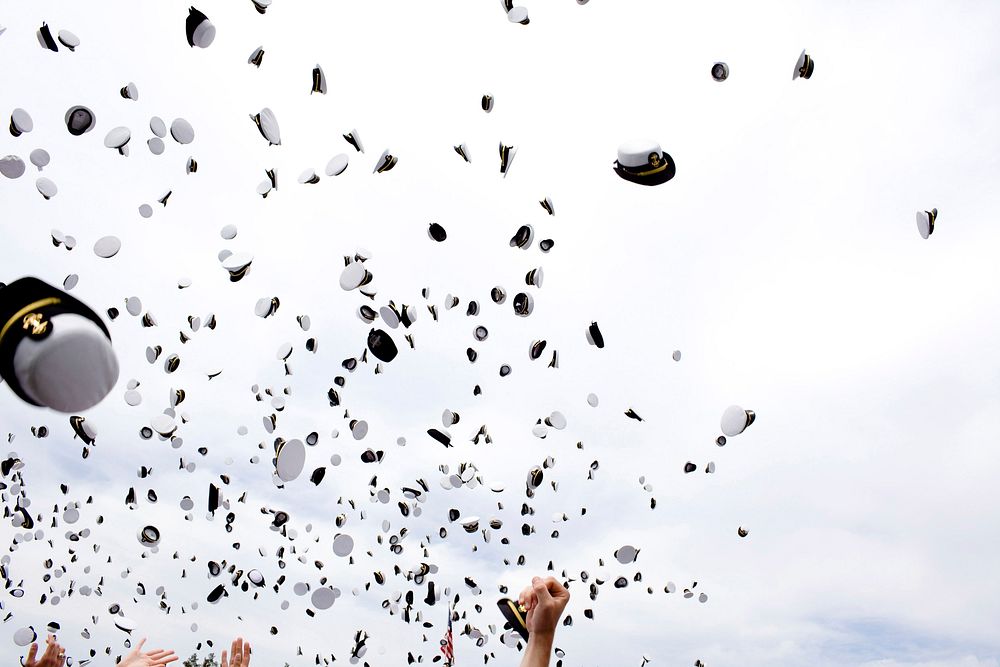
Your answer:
[0,277,119,412]
[613,141,676,186]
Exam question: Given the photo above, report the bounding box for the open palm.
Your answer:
[119,638,179,667]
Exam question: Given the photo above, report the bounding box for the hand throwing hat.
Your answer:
[0,277,119,412]
[613,141,676,186]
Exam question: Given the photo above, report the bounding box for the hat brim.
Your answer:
[613,153,676,186]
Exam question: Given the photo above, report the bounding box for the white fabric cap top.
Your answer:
[57,30,81,50]
[36,177,58,199]
[11,108,34,134]
[252,108,281,145]
[325,153,349,177]
[150,116,167,138]
[191,18,216,48]
[617,141,662,168]
[720,404,753,437]
[916,210,934,239]
[508,7,529,23]
[170,118,195,144]
[1,155,26,179]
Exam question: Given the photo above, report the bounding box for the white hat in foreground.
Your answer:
[0,277,119,412]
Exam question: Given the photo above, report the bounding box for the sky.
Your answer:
[2,1,1000,666]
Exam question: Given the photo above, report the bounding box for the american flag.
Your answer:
[440,603,455,665]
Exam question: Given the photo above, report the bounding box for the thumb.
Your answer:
[221,649,229,667]
[532,577,552,601]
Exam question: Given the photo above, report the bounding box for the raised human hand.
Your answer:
[25,634,66,667]
[518,576,571,637]
[119,638,179,667]
[221,636,251,667]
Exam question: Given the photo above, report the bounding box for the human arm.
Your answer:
[517,576,570,667]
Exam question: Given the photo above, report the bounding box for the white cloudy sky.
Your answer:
[2,1,1000,666]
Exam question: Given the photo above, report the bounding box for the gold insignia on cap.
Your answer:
[0,297,61,345]
[22,313,49,337]
[635,156,670,177]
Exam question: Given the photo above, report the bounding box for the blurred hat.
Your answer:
[312,64,327,94]
[344,129,364,153]
[37,23,58,51]
[120,82,139,101]
[507,6,529,24]
[793,49,814,80]
[720,404,755,436]
[0,155,26,179]
[0,277,119,412]
[65,105,96,135]
[186,7,216,48]
[916,208,937,239]
[248,45,265,67]
[613,141,676,186]
[10,108,33,136]
[325,153,349,176]
[499,142,516,178]
[373,149,397,173]
[250,108,281,145]
[57,30,80,51]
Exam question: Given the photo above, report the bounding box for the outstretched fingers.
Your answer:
[41,637,60,663]
[26,643,39,666]
[145,649,178,666]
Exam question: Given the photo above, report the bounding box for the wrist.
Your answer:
[529,629,555,644]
